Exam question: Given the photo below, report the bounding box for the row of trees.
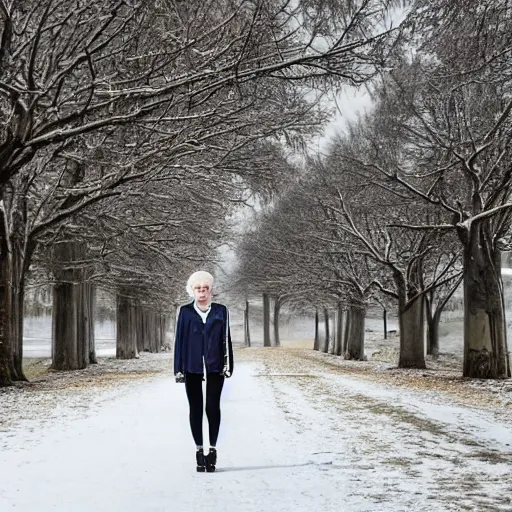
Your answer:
[0,0,402,385]
[232,0,512,379]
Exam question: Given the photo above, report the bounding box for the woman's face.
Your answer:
[193,282,212,306]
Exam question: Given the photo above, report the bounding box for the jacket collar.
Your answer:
[185,301,223,325]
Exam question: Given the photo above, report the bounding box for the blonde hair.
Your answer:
[186,271,214,297]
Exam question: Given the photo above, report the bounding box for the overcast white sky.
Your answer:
[217,2,409,281]
[310,87,373,156]
[215,85,375,284]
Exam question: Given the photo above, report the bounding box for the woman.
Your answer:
[174,271,234,472]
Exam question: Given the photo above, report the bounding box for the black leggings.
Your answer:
[184,372,225,447]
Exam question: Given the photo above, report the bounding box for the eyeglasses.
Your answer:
[193,286,210,292]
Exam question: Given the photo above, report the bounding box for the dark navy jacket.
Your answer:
[173,301,234,376]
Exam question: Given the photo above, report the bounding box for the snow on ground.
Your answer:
[23,316,116,358]
[1,349,512,512]
[251,349,512,510]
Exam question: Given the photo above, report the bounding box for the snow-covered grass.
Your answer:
[242,348,512,511]
[2,353,171,434]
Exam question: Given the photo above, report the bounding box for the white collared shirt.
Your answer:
[194,301,211,323]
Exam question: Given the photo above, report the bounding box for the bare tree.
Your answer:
[343,0,512,377]
[0,62,323,379]
[0,0,404,385]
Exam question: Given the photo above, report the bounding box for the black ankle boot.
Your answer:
[205,448,217,472]
[196,448,206,472]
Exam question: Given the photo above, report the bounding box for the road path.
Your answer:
[1,349,511,511]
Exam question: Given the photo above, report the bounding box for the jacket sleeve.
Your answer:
[227,322,234,376]
[174,307,184,375]
[224,306,234,376]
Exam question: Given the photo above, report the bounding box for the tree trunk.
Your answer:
[398,293,426,369]
[9,251,26,380]
[335,305,344,356]
[141,307,151,352]
[154,311,162,352]
[51,241,88,371]
[139,309,159,353]
[343,308,351,354]
[76,281,95,369]
[323,308,330,353]
[462,223,510,378]
[116,294,138,359]
[0,279,24,383]
[345,306,365,360]
[243,308,247,345]
[426,312,440,357]
[136,303,144,353]
[50,161,91,372]
[0,203,32,384]
[160,313,169,351]
[156,312,162,352]
[88,284,97,364]
[154,312,159,352]
[329,312,336,355]
[140,309,148,352]
[0,313,10,386]
[143,309,151,352]
[0,216,11,386]
[273,298,281,347]
[76,283,88,370]
[148,311,156,352]
[263,293,271,347]
[164,313,171,348]
[52,281,78,370]
[244,300,251,347]
[313,309,319,351]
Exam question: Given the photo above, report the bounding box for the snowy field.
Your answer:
[23,316,116,358]
[1,349,511,512]
[18,310,452,359]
